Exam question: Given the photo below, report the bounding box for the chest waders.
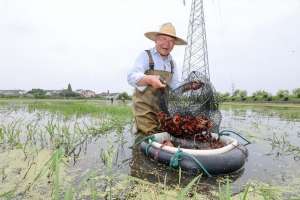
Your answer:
[133,50,174,135]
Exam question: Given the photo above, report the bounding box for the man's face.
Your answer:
[155,34,175,57]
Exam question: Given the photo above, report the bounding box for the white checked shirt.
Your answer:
[127,47,181,92]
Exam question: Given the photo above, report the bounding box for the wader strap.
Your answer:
[170,60,174,74]
[145,50,154,70]
[145,49,174,74]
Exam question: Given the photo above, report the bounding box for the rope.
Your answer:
[169,147,212,177]
[129,135,156,149]
[169,148,183,169]
[218,129,251,145]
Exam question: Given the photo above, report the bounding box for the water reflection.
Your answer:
[221,104,300,121]
[220,104,300,195]
[1,102,300,198]
[124,105,299,196]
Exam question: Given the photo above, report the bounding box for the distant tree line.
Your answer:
[0,89,132,100]
[117,92,131,100]
[0,83,132,100]
[26,84,81,99]
[218,88,300,103]
[2,84,299,103]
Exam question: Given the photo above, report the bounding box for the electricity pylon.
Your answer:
[182,0,210,81]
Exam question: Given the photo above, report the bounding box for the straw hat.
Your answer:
[144,22,187,45]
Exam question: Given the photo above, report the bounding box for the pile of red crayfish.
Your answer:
[157,112,225,149]
[157,112,214,137]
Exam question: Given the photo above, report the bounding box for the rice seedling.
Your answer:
[45,116,57,142]
[24,147,66,200]
[176,174,202,200]
[266,133,300,157]
[100,142,116,200]
[163,173,168,190]
[89,119,116,135]
[51,147,66,200]
[75,170,99,199]
[0,127,3,144]
[239,184,250,200]
[1,120,22,149]
[0,189,15,200]
[218,177,232,200]
[242,182,283,200]
[63,186,74,200]
[123,175,204,200]
[1,167,7,183]
[22,121,41,159]
[25,121,38,144]
[38,126,47,149]
[256,183,282,200]
[178,167,182,186]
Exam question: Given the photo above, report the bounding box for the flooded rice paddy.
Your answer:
[0,99,299,199]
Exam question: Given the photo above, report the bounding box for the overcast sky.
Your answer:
[0,0,299,95]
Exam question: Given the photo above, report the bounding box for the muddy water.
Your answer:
[69,104,300,195]
[220,105,300,194]
[125,104,300,194]
[0,103,300,198]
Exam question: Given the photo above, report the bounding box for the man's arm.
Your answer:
[127,51,149,91]
[137,75,166,89]
[127,51,166,90]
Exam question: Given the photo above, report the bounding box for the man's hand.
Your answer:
[138,75,166,89]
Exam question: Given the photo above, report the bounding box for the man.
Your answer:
[127,22,200,135]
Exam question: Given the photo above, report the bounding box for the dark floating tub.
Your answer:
[140,132,248,176]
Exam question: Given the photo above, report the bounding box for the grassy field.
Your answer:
[0,99,299,199]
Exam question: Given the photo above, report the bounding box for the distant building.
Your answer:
[45,90,62,96]
[0,90,26,96]
[75,89,96,98]
[97,92,109,96]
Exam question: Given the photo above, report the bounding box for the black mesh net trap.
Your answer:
[158,71,221,139]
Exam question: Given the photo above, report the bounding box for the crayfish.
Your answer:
[157,112,224,149]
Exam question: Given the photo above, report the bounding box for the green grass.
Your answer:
[25,100,132,119]
[0,99,134,199]
[218,177,232,200]
[0,99,131,115]
[0,100,8,106]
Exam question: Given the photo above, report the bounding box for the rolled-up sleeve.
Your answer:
[127,51,148,92]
